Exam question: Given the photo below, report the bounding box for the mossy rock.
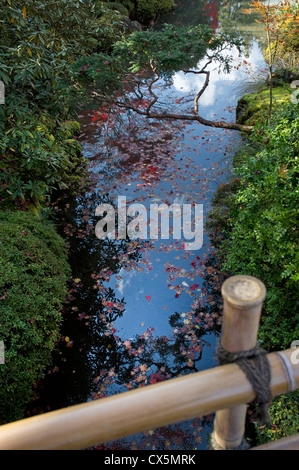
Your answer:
[118,14,142,32]
[205,178,242,249]
[236,86,292,125]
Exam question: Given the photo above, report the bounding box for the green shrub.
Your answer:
[255,391,299,445]
[222,103,299,351]
[207,102,299,448]
[105,2,130,16]
[90,3,141,50]
[0,1,101,209]
[136,0,175,18]
[0,210,71,424]
[119,0,135,14]
[0,115,86,208]
[102,0,174,20]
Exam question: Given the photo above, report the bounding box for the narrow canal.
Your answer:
[28,1,269,450]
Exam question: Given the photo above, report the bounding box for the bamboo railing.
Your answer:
[0,275,298,450]
[251,433,299,450]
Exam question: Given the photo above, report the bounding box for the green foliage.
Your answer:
[0,0,120,208]
[104,0,175,21]
[105,2,130,16]
[92,2,141,51]
[72,52,123,96]
[72,24,243,110]
[255,391,299,444]
[0,0,98,111]
[110,25,242,82]
[0,115,87,207]
[221,103,299,350]
[264,0,299,71]
[0,210,71,424]
[117,25,241,75]
[136,0,175,18]
[119,0,135,15]
[0,0,143,209]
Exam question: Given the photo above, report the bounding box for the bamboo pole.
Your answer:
[211,275,267,449]
[0,348,297,450]
[251,433,299,451]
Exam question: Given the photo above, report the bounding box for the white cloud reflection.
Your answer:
[173,41,267,108]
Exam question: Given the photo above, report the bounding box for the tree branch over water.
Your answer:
[80,24,253,133]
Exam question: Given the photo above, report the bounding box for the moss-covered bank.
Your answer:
[236,85,292,126]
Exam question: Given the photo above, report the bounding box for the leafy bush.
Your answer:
[0,0,103,208]
[221,103,299,350]
[119,0,135,15]
[207,102,299,448]
[89,4,141,52]
[105,2,130,16]
[0,211,71,424]
[136,0,175,18]
[106,0,175,21]
[263,0,299,71]
[255,392,299,445]
[0,115,87,207]
[0,0,98,111]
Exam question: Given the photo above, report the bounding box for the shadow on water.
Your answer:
[26,0,269,450]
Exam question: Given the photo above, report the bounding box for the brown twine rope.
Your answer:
[215,341,272,426]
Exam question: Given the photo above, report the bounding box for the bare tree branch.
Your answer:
[91,63,253,134]
[146,59,160,115]
[193,70,210,116]
[113,100,253,132]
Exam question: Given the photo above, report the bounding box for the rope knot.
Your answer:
[216,341,272,426]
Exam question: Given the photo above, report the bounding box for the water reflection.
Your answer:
[155,0,220,29]
[27,0,269,450]
[28,109,227,448]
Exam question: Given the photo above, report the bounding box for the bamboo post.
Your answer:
[211,275,267,450]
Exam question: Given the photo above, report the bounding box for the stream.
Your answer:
[27,0,269,451]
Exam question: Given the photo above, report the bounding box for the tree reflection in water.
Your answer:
[26,1,254,447]
[27,157,226,449]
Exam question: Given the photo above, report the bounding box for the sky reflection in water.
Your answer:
[29,5,269,450]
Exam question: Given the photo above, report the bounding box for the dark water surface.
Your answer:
[28,1,268,450]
